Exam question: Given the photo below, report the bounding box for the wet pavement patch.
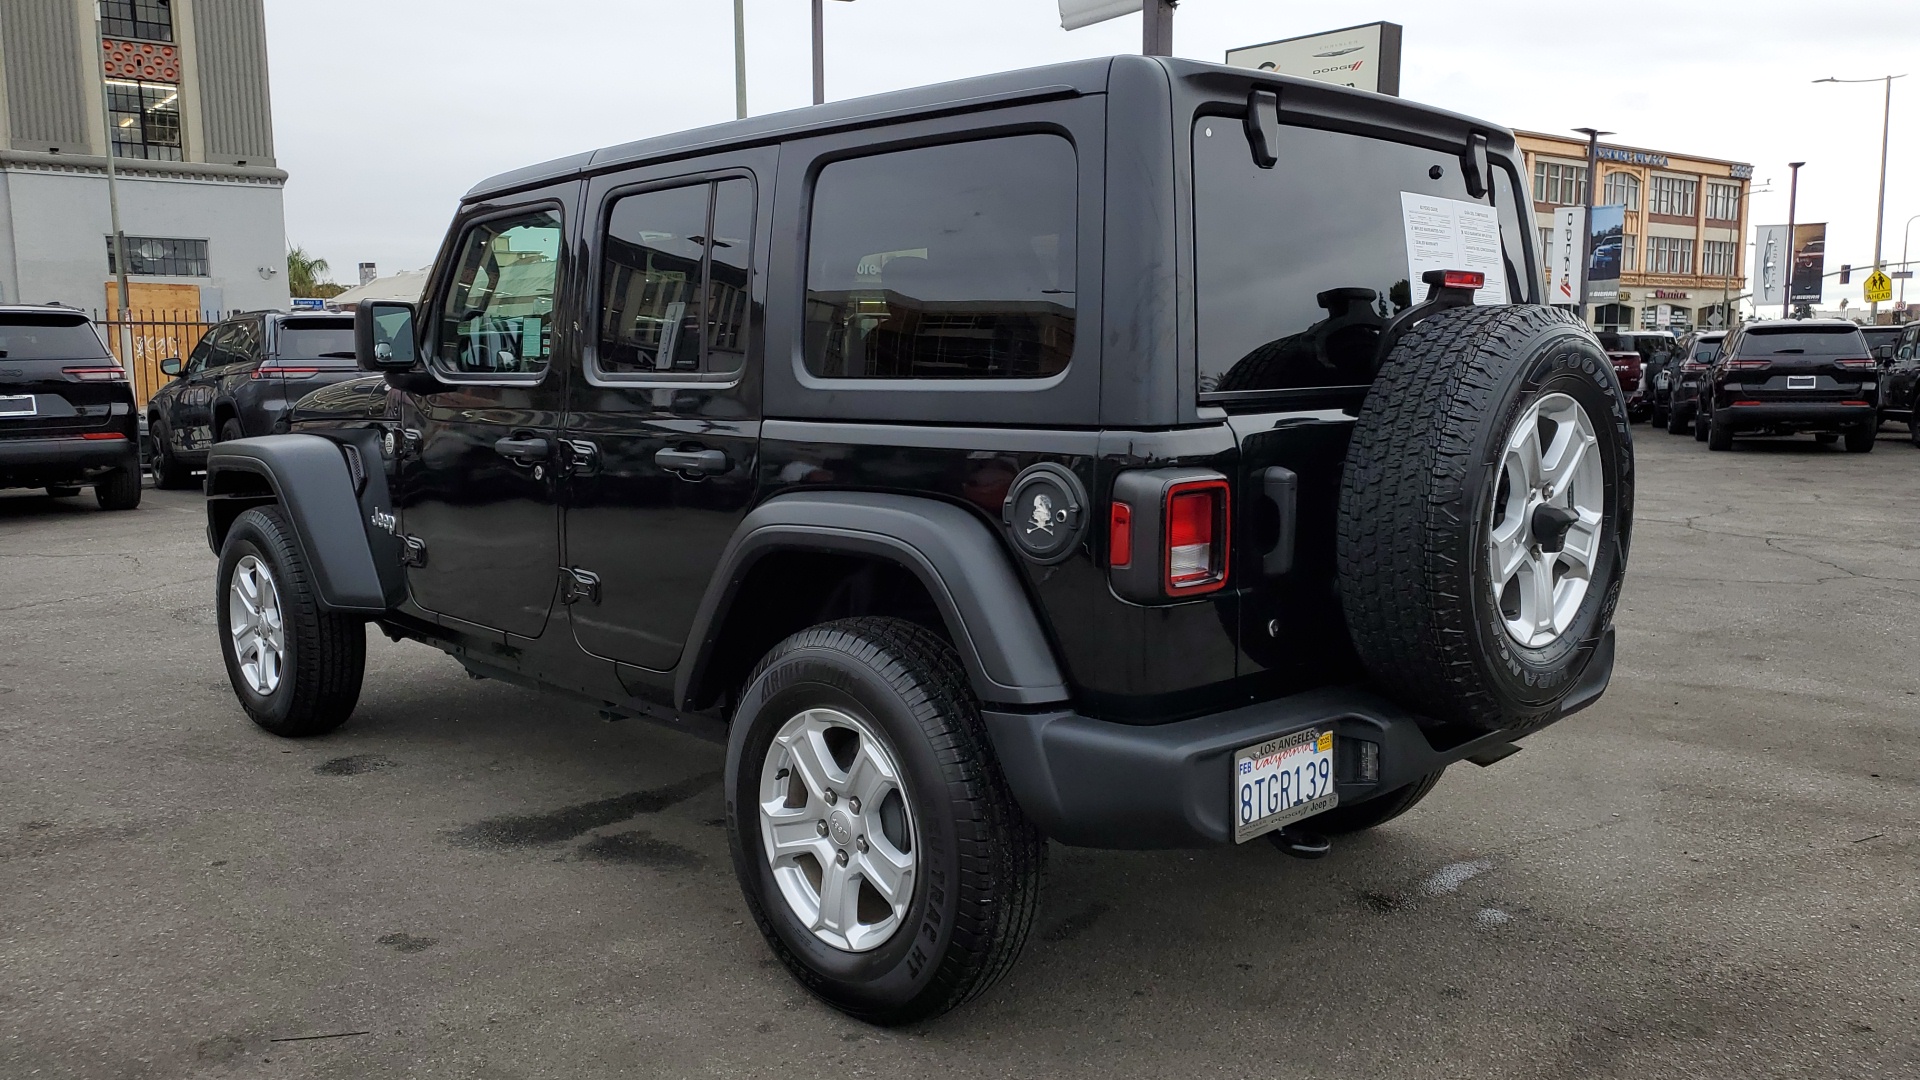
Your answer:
[313,755,397,776]
[447,771,720,849]
[575,829,704,870]
[376,932,438,953]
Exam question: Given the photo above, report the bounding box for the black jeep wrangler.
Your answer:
[201,57,1631,1024]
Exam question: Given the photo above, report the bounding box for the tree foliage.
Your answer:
[287,245,343,298]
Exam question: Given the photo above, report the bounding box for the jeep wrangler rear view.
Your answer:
[201,57,1631,1025]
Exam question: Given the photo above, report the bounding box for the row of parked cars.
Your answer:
[1606,321,1917,452]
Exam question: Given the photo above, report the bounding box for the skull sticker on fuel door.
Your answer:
[1027,492,1058,536]
[1002,463,1087,565]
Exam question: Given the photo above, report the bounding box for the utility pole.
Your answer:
[1143,0,1176,56]
[733,0,747,119]
[1784,161,1804,319]
[1573,127,1611,327]
[1813,74,1903,321]
[93,1,133,378]
[811,0,825,105]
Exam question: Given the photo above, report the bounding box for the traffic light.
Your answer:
[1839,264,1852,284]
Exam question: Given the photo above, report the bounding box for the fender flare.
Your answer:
[205,433,403,614]
[677,491,1070,709]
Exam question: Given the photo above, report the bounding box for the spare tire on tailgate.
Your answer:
[1337,304,1632,733]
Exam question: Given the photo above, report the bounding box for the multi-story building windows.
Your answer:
[106,79,182,160]
[1533,161,1587,205]
[1539,226,1555,257]
[1646,235,1694,275]
[106,236,209,277]
[1623,232,1639,272]
[101,0,173,42]
[1602,172,1640,211]
[1704,182,1740,222]
[1650,175,1698,218]
[1701,240,1738,278]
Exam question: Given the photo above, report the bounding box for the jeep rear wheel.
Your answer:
[726,617,1043,1025]
[1337,304,1631,734]
[217,505,366,737]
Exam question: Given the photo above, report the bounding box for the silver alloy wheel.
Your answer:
[758,707,916,953]
[228,554,287,695]
[1487,391,1604,649]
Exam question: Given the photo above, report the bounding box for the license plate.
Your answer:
[1787,375,1816,390]
[1233,728,1338,843]
[0,394,35,417]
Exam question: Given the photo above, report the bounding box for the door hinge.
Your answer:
[561,566,601,605]
[400,535,428,568]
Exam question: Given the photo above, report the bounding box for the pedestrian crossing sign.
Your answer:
[1863,269,1893,304]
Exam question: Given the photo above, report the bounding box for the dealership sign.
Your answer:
[1548,206,1585,305]
[1754,225,1788,307]
[1225,21,1403,96]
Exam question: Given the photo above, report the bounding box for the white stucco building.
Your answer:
[0,0,288,314]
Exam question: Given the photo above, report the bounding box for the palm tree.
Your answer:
[287,245,335,297]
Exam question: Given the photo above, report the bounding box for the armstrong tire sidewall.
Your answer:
[725,640,963,1018]
[1458,321,1631,718]
[216,511,299,726]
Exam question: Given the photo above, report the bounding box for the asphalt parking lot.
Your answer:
[3,428,1917,1080]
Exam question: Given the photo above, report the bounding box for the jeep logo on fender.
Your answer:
[369,509,398,536]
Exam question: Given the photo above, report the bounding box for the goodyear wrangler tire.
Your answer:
[1337,305,1631,734]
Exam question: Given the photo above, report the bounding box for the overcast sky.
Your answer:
[265,0,1919,309]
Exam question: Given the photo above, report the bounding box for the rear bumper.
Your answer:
[984,627,1614,849]
[0,434,138,484]
[1721,401,1876,427]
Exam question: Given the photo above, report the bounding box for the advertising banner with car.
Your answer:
[1790,223,1826,304]
[1586,205,1625,304]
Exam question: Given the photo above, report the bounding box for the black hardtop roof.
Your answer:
[466,54,1515,203]
[0,304,91,321]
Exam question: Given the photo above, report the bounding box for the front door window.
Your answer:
[435,210,563,379]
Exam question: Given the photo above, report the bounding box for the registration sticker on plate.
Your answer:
[0,394,35,418]
[1233,728,1338,843]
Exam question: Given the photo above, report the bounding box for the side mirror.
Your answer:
[1874,344,1894,361]
[159,357,183,377]
[355,299,421,372]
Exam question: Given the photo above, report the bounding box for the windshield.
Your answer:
[0,313,110,360]
[1739,326,1865,356]
[275,318,356,366]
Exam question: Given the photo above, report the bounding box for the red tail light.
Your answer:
[1833,358,1875,370]
[1108,502,1133,568]
[1165,480,1229,594]
[1680,360,1707,372]
[254,364,320,380]
[63,366,127,382]
[1440,270,1484,290]
[1724,359,1768,371]
[80,431,127,440]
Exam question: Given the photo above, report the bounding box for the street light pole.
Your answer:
[811,0,856,106]
[733,0,747,119]
[1814,74,1904,320]
[1573,127,1612,326]
[1901,213,1920,310]
[93,1,133,378]
[1143,0,1176,56]
[1784,161,1804,319]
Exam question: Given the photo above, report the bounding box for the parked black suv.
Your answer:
[1884,322,1920,446]
[146,311,359,488]
[1665,329,1724,434]
[1696,319,1878,451]
[200,58,1630,1023]
[0,306,141,509]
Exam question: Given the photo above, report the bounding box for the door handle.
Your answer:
[494,435,549,464]
[655,446,727,477]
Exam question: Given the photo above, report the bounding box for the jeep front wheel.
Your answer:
[217,505,366,737]
[1338,304,1631,734]
[726,617,1043,1025]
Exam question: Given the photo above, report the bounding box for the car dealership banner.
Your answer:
[1754,225,1788,307]
[1548,206,1585,306]
[1586,205,1625,304]
[1790,223,1827,305]
[1225,21,1403,96]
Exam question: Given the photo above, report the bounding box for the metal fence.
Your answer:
[91,309,224,408]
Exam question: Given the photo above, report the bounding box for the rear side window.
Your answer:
[275,318,355,366]
[803,135,1077,380]
[597,177,755,379]
[1193,121,1512,395]
[0,314,109,360]
[1738,327,1866,356]
[1691,338,1723,362]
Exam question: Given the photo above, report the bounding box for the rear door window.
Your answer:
[0,314,109,360]
[595,177,755,379]
[1738,327,1866,355]
[803,134,1076,380]
[1193,121,1514,396]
